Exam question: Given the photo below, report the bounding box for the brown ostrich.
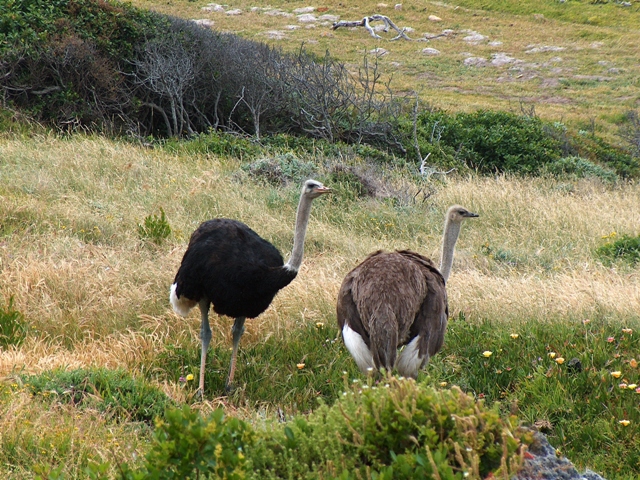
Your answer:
[170,179,331,395]
[336,205,478,377]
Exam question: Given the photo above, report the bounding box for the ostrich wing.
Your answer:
[174,219,295,318]
[337,272,371,348]
[397,250,448,357]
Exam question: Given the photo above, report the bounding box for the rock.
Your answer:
[463,31,487,43]
[201,4,224,12]
[264,30,286,40]
[422,48,441,55]
[318,14,340,22]
[394,4,402,10]
[191,19,215,28]
[525,45,566,53]
[515,432,607,480]
[293,6,315,14]
[297,13,317,23]
[428,15,442,22]
[225,9,242,15]
[491,52,519,66]
[464,56,487,66]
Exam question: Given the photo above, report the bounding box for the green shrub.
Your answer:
[21,368,173,423]
[242,153,317,186]
[247,377,528,479]
[542,156,619,183]
[596,234,640,265]
[119,406,252,480]
[414,110,563,175]
[0,296,28,348]
[138,208,171,245]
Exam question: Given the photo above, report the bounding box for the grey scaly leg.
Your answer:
[226,316,246,392]
[198,299,212,398]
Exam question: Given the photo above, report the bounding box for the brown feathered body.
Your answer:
[337,205,478,378]
[337,249,448,377]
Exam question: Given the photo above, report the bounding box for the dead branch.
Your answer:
[332,15,413,41]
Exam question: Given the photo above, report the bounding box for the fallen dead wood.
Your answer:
[332,14,412,41]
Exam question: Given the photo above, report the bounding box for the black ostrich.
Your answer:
[170,179,331,394]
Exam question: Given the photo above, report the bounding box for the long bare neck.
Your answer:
[284,194,313,272]
[439,218,462,283]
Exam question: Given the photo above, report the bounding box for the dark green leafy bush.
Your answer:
[0,296,28,348]
[414,110,564,175]
[21,368,173,423]
[596,234,640,265]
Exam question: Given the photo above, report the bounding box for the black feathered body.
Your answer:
[337,250,448,375]
[173,219,298,319]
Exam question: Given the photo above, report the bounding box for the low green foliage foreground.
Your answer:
[6,315,638,479]
[111,379,528,480]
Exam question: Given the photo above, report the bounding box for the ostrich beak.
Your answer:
[317,186,332,194]
[465,211,479,218]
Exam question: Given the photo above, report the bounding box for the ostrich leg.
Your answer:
[198,299,212,397]
[226,316,246,391]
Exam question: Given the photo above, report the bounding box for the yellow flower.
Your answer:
[439,382,448,387]
[482,351,493,358]
[186,374,194,382]
[315,322,325,328]
[611,371,622,378]
[510,333,519,339]
[555,357,565,365]
[622,328,633,335]
[626,383,637,389]
[618,420,630,427]
[548,352,556,359]
[297,363,305,369]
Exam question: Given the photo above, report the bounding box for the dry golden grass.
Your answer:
[1,134,639,386]
[0,387,148,478]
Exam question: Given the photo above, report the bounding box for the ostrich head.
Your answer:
[302,179,332,199]
[446,205,479,223]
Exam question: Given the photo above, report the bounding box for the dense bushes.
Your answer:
[1,0,404,145]
[0,0,163,129]
[117,378,528,479]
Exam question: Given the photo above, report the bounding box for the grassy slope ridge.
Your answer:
[1,0,640,478]
[127,0,640,137]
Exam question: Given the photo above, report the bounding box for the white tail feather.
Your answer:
[170,283,197,317]
[395,336,426,378]
[342,325,375,373]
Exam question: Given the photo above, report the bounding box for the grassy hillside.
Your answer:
[128,0,640,137]
[1,0,640,478]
